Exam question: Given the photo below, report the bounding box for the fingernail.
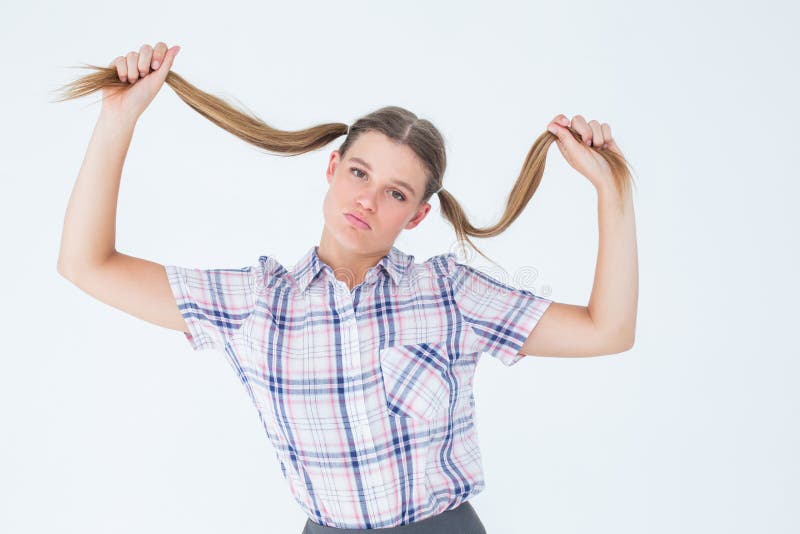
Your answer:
[560,117,570,125]
[548,125,558,135]
[152,61,160,69]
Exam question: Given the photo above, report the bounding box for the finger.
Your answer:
[151,41,168,70]
[138,44,154,77]
[126,52,139,83]
[588,120,603,147]
[572,115,592,147]
[601,123,612,149]
[550,114,570,128]
[111,56,127,82]
[153,45,181,79]
[603,130,623,157]
[547,121,584,152]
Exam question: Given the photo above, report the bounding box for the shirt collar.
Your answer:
[290,245,414,294]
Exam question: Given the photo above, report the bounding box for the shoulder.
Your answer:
[403,252,458,288]
[412,251,484,285]
[424,252,543,300]
[253,254,291,295]
[416,251,457,274]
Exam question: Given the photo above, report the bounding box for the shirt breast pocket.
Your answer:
[378,340,452,421]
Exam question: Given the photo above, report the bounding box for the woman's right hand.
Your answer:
[101,42,181,121]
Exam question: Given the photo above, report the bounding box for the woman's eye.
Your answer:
[350,167,405,201]
[351,167,367,179]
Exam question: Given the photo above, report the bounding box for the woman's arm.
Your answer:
[520,182,637,358]
[588,181,638,347]
[520,114,638,358]
[57,110,135,275]
[57,42,177,275]
[56,106,197,336]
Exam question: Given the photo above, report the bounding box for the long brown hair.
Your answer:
[53,63,636,264]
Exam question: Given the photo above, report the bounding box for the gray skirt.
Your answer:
[301,501,486,533]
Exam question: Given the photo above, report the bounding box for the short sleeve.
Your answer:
[164,262,259,352]
[448,256,553,366]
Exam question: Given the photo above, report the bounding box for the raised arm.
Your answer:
[520,183,638,357]
[57,43,188,335]
[519,114,638,358]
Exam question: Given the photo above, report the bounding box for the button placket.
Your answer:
[347,316,361,371]
[356,422,383,488]
[346,316,370,421]
[335,281,381,490]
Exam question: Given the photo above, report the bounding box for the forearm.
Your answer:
[587,181,639,346]
[57,111,137,276]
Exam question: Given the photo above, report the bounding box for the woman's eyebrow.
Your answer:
[349,156,417,196]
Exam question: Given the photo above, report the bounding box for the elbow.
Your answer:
[621,333,635,352]
[620,329,636,352]
[625,322,637,350]
[606,325,636,354]
[57,258,83,283]
[57,259,75,281]
[589,310,636,355]
[56,259,69,279]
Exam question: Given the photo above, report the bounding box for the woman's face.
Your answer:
[322,130,432,254]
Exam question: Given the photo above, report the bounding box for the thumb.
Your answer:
[153,45,180,78]
[547,122,582,151]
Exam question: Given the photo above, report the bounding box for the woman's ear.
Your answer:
[405,202,432,230]
[326,150,340,184]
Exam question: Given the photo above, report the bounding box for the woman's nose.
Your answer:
[356,190,378,210]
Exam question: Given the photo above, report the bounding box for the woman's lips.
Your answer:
[345,213,371,230]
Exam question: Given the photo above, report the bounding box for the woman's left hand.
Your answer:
[547,114,625,190]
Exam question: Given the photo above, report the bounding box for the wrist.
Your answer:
[98,108,139,129]
[596,178,633,212]
[593,174,617,196]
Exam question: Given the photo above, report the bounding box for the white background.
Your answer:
[2,0,798,532]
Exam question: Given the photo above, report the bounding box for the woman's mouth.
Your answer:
[344,212,371,230]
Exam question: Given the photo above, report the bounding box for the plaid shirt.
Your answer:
[165,245,551,529]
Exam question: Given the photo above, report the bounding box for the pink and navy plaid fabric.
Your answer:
[165,246,551,529]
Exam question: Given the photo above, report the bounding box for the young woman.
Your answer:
[55,42,638,533]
